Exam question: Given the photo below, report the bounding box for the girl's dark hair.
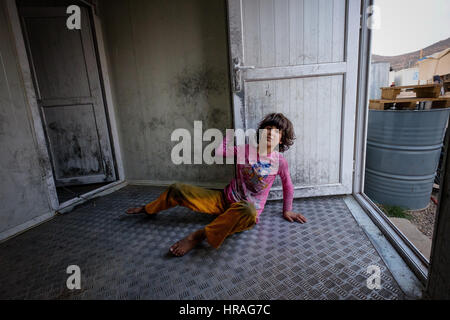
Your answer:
[257,113,296,153]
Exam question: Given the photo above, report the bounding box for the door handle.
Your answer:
[232,57,255,92]
[235,65,255,71]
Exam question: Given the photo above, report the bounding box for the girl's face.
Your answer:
[261,125,282,151]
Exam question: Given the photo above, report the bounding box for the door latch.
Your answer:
[232,57,255,92]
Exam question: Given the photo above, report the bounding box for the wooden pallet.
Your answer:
[381,84,442,100]
[369,97,450,111]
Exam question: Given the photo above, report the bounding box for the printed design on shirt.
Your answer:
[241,160,273,193]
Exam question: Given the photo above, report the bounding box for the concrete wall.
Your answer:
[99,0,234,187]
[0,2,52,236]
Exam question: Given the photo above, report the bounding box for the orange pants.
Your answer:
[144,183,257,249]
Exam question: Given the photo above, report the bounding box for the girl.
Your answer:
[126,113,307,257]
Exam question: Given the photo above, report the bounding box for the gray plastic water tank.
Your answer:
[364,109,449,210]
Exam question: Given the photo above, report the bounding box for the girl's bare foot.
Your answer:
[170,229,206,257]
[126,206,145,215]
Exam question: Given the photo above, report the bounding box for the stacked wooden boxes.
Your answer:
[369,84,450,110]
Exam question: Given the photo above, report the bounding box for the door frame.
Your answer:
[4,0,125,210]
[352,0,429,284]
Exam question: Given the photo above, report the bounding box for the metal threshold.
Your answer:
[57,180,128,213]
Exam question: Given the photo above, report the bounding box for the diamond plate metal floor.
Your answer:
[0,185,405,300]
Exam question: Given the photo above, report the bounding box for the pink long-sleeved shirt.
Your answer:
[215,131,294,223]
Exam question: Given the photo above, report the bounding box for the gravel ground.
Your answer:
[407,192,439,239]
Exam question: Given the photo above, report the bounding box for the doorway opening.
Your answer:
[16,0,118,206]
[363,0,450,269]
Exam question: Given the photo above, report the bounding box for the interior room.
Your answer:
[0,0,449,301]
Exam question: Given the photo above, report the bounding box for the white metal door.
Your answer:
[227,0,361,198]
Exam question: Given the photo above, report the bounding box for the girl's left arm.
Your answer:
[279,155,307,224]
[278,155,294,213]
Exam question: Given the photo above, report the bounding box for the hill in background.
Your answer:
[372,37,450,71]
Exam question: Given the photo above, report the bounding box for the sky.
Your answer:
[371,0,450,56]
